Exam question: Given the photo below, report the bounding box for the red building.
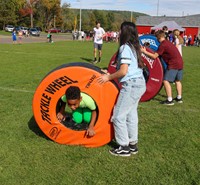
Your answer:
[136,14,200,44]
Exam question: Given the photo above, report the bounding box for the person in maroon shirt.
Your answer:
[141,30,183,105]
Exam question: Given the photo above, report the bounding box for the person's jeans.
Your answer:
[111,77,146,146]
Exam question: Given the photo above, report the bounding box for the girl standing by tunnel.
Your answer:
[98,21,146,157]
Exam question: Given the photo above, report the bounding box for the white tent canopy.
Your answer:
[151,21,185,31]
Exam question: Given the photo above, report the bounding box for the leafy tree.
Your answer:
[39,0,62,29]
[0,1,146,31]
[88,12,96,30]
[33,2,46,29]
[60,9,144,32]
[0,0,25,29]
[93,10,106,29]
[61,3,75,31]
[83,11,95,31]
[106,12,115,30]
[19,0,39,27]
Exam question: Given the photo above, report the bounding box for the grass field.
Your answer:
[0,31,12,36]
[0,40,199,185]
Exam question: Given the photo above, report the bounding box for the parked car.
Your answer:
[35,27,42,32]
[5,25,14,32]
[29,28,40,37]
[45,28,61,33]
[14,26,22,33]
[63,29,72,33]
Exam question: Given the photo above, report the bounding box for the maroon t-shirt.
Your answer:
[157,40,183,69]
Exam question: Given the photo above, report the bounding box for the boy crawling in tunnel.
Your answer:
[57,86,97,137]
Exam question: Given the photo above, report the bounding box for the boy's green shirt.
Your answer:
[61,92,96,110]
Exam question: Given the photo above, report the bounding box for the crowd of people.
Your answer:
[159,26,199,47]
[72,29,119,43]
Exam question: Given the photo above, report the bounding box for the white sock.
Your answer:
[168,97,173,101]
[177,95,182,99]
[129,141,137,145]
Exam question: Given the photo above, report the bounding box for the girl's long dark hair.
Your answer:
[116,21,144,68]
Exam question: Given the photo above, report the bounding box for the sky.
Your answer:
[61,0,200,17]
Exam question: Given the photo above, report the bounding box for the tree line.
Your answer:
[0,0,146,31]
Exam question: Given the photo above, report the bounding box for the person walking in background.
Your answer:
[47,31,52,43]
[18,30,23,44]
[81,30,85,41]
[98,22,146,157]
[141,30,183,105]
[183,34,187,46]
[12,30,17,44]
[194,35,199,47]
[188,34,192,46]
[173,29,184,56]
[93,21,105,64]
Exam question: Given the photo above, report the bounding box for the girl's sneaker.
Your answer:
[109,146,131,157]
[129,144,138,154]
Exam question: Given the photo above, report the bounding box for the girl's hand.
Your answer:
[97,74,110,84]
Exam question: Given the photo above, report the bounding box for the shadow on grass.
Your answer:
[80,57,93,63]
[28,116,50,141]
[152,93,167,102]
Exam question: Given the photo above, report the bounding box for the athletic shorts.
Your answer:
[94,43,103,50]
[164,69,183,82]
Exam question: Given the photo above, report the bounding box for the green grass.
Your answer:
[0,41,199,185]
[0,31,12,36]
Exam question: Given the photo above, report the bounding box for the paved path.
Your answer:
[0,33,73,44]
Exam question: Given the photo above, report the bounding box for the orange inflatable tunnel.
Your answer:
[32,62,119,147]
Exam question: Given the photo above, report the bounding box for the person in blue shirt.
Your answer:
[12,30,17,44]
[98,21,146,157]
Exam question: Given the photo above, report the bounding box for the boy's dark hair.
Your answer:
[65,86,81,100]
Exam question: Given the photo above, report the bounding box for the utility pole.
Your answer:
[30,8,33,28]
[54,15,56,28]
[157,0,160,16]
[27,0,33,27]
[77,0,82,40]
[78,0,82,31]
[131,11,133,22]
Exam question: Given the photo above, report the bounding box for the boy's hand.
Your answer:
[57,112,65,122]
[86,127,95,137]
[141,46,146,53]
